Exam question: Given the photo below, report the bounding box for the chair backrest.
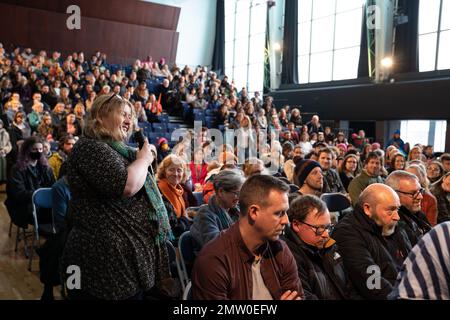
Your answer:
[320,193,351,212]
[178,231,197,281]
[192,192,204,206]
[32,188,54,238]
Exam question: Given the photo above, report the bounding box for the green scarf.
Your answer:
[108,141,174,246]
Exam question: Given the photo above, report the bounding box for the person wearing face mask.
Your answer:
[282,195,358,300]
[61,93,172,300]
[333,184,412,299]
[5,136,55,229]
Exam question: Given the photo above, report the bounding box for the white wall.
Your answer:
[143,0,216,67]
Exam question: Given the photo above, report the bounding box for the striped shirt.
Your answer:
[389,222,450,300]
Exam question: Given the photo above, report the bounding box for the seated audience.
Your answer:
[157,154,193,239]
[388,153,406,174]
[430,172,450,223]
[338,154,360,192]
[385,171,432,246]
[293,159,323,198]
[318,148,346,194]
[348,152,385,205]
[192,175,303,300]
[333,184,412,299]
[426,161,444,184]
[283,195,358,300]
[48,134,76,179]
[191,169,244,251]
[406,164,438,226]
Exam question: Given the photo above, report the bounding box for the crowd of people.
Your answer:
[1,44,450,300]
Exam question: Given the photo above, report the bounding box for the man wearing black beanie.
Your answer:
[293,159,324,197]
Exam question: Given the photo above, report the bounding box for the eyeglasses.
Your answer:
[296,220,335,236]
[226,190,240,198]
[427,167,440,173]
[394,187,425,199]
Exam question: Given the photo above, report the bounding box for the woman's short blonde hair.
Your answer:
[156,154,188,182]
[84,94,134,142]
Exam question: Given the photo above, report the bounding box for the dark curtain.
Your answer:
[358,6,369,78]
[211,0,225,75]
[393,0,419,74]
[281,0,298,84]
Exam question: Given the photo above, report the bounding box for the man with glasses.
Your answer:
[333,184,411,299]
[282,195,357,300]
[385,171,432,247]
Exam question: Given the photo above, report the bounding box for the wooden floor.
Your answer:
[0,189,61,300]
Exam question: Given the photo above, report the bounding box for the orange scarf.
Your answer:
[158,179,185,218]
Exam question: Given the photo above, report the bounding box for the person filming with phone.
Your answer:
[62,93,172,300]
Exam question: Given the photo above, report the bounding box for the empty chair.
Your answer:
[152,123,166,132]
[167,123,181,131]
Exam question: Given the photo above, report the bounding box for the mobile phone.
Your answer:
[133,130,146,149]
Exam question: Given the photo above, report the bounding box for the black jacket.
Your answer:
[333,205,412,299]
[398,206,432,247]
[282,227,358,300]
[5,163,55,228]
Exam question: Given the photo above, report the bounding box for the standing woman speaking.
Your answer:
[62,94,172,300]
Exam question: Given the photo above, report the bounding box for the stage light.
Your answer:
[273,42,281,51]
[381,57,393,68]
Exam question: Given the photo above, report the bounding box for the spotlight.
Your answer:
[273,42,281,51]
[381,57,393,68]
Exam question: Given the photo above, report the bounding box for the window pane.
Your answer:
[248,63,264,93]
[225,0,236,17]
[309,51,333,82]
[400,121,430,147]
[298,22,312,55]
[312,0,336,19]
[334,9,363,49]
[250,1,267,35]
[311,16,335,53]
[434,121,448,152]
[234,38,249,67]
[249,33,265,64]
[298,55,310,84]
[225,14,236,43]
[336,0,365,13]
[441,0,450,31]
[235,0,250,39]
[299,0,313,23]
[233,66,248,90]
[419,33,438,71]
[438,30,450,70]
[225,41,234,71]
[225,68,233,79]
[419,0,440,34]
[333,47,360,80]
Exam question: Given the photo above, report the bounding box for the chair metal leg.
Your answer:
[23,228,30,259]
[28,231,36,271]
[15,226,19,252]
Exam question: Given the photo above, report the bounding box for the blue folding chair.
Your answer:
[167,123,181,131]
[29,188,55,271]
[152,123,166,132]
[178,231,197,284]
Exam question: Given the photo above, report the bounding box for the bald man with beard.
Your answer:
[333,184,412,299]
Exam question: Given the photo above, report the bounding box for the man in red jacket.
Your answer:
[192,174,303,300]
